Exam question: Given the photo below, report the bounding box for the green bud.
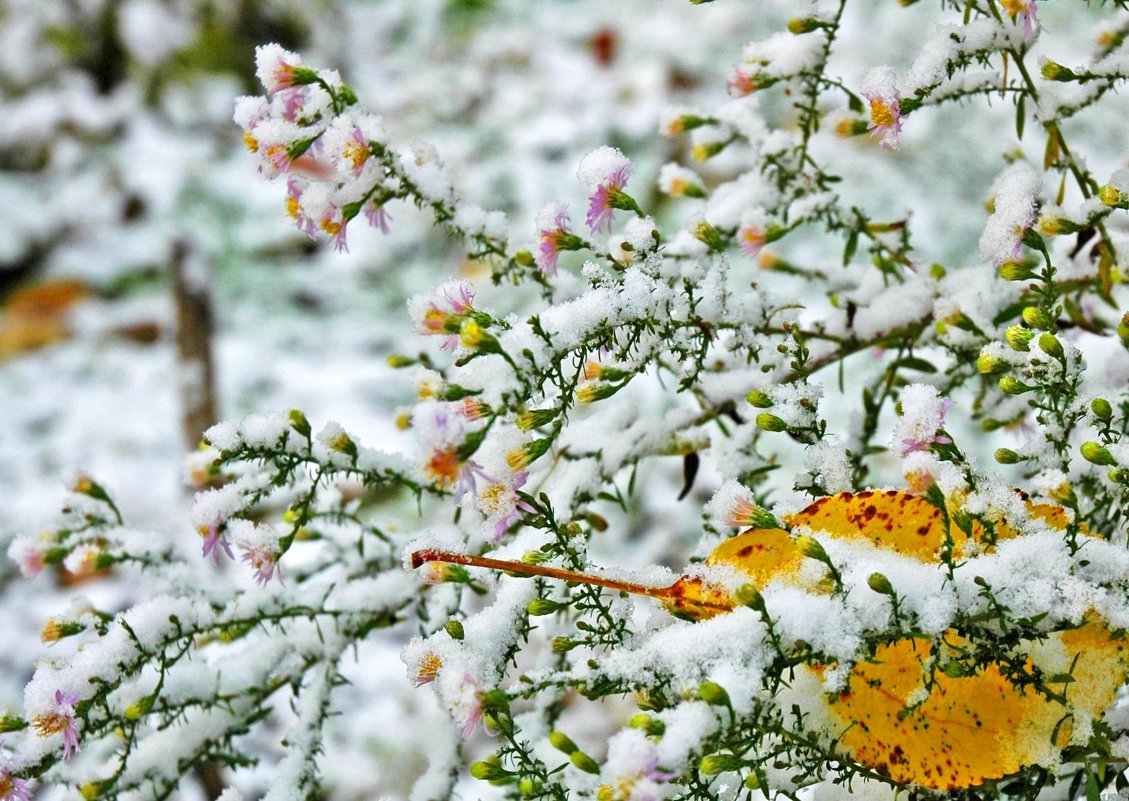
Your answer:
[1081,441,1116,466]
[1037,332,1063,359]
[699,753,742,775]
[693,219,726,252]
[385,354,415,368]
[470,760,511,782]
[527,599,561,617]
[736,583,766,612]
[522,550,550,565]
[552,636,578,654]
[999,376,1033,395]
[746,389,774,408]
[287,409,312,437]
[1099,185,1128,208]
[549,730,579,754]
[994,448,1022,465]
[570,751,602,775]
[445,620,465,640]
[755,413,789,432]
[1040,59,1077,82]
[867,572,894,595]
[697,681,731,707]
[0,716,27,733]
[1005,325,1035,352]
[1120,314,1129,349]
[1021,306,1055,331]
[1092,398,1114,421]
[628,713,665,736]
[1109,468,1129,484]
[516,409,557,432]
[744,773,762,790]
[514,250,535,266]
[795,534,828,562]
[976,351,1005,375]
[518,778,541,797]
[787,17,820,33]
[997,262,1037,281]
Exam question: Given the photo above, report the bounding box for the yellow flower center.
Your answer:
[342,141,369,170]
[242,132,259,153]
[33,711,69,738]
[869,97,895,128]
[286,196,300,219]
[425,448,460,487]
[999,0,1029,17]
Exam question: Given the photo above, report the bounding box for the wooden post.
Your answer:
[171,240,218,451]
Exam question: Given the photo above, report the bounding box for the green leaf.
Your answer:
[1016,95,1026,140]
[893,356,937,373]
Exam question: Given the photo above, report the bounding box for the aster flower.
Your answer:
[363,200,392,234]
[318,206,349,253]
[535,202,583,275]
[409,280,477,350]
[8,540,45,578]
[240,542,282,585]
[893,386,953,457]
[255,44,312,95]
[727,65,759,96]
[1001,0,1039,43]
[286,180,317,237]
[33,690,80,760]
[449,673,485,739]
[413,652,443,687]
[475,471,537,542]
[860,66,902,150]
[0,753,30,801]
[578,147,638,234]
[199,520,234,565]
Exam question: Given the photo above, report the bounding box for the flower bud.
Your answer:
[507,438,552,471]
[693,219,726,251]
[527,599,561,616]
[41,620,84,643]
[744,773,762,790]
[552,636,578,654]
[795,534,828,562]
[997,262,1037,281]
[1005,325,1034,352]
[1091,398,1113,421]
[124,696,154,721]
[1037,333,1063,359]
[629,713,665,735]
[577,383,623,404]
[514,250,535,266]
[736,583,766,612]
[1041,59,1077,81]
[459,320,503,354]
[976,351,1005,374]
[522,550,550,565]
[994,448,1022,464]
[787,17,820,33]
[570,751,602,775]
[1099,185,1128,208]
[746,390,774,408]
[549,730,579,754]
[519,778,541,797]
[699,753,742,775]
[0,716,27,733]
[867,572,894,595]
[470,760,511,782]
[1081,441,1116,466]
[999,376,1033,395]
[1021,306,1054,331]
[327,431,358,459]
[697,680,731,706]
[287,409,312,438]
[516,409,557,431]
[1119,313,1129,349]
[445,620,465,640]
[755,413,788,432]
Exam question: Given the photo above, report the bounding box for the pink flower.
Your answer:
[240,543,282,585]
[452,674,485,739]
[411,281,476,351]
[1002,0,1039,42]
[586,164,633,233]
[739,224,767,257]
[864,90,902,150]
[535,204,580,275]
[33,691,80,760]
[899,398,953,456]
[318,207,349,253]
[727,66,759,96]
[199,521,234,565]
[0,758,30,801]
[255,44,306,95]
[342,128,372,176]
[413,653,442,687]
[364,200,392,234]
[475,471,536,542]
[281,88,306,122]
[287,180,317,237]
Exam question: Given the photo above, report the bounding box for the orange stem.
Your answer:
[410,548,677,602]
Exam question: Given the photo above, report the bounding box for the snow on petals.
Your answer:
[254,44,308,95]
[535,202,582,275]
[32,690,80,759]
[578,147,635,234]
[1001,0,1039,43]
[860,65,902,150]
[230,520,284,585]
[892,384,953,457]
[979,162,1041,266]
